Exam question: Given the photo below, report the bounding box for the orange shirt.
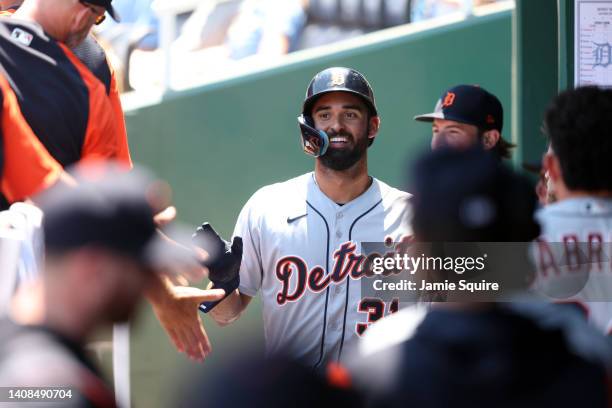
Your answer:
[0,14,132,169]
[69,35,133,168]
[58,42,127,165]
[0,75,62,202]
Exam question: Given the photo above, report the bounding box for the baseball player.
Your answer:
[194,67,412,368]
[0,0,131,172]
[0,0,127,174]
[414,84,514,159]
[534,86,612,333]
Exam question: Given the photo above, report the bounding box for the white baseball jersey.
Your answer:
[534,197,612,333]
[0,202,44,315]
[233,172,412,368]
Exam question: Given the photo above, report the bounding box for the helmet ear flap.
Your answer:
[298,115,329,158]
[300,114,315,128]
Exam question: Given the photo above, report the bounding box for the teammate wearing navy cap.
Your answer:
[415,84,514,159]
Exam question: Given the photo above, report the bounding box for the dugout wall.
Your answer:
[122,6,513,407]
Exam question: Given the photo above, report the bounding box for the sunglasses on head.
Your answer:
[78,0,106,25]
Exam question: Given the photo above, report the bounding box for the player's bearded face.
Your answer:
[431,119,480,151]
[319,127,369,171]
[311,92,372,171]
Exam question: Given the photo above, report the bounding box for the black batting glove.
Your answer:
[192,223,243,313]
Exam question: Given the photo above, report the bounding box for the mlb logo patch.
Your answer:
[11,28,33,46]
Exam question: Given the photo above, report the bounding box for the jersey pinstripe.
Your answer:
[233,172,412,367]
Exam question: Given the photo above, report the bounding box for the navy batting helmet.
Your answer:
[298,67,378,157]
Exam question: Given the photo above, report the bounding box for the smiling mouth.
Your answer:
[329,136,350,145]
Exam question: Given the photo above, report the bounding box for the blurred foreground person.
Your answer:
[0,165,223,407]
[183,351,361,408]
[348,147,612,408]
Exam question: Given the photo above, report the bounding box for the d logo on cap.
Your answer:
[442,92,456,108]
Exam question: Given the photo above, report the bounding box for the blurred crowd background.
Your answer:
[95,0,506,92]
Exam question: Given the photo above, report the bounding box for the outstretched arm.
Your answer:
[146,274,225,361]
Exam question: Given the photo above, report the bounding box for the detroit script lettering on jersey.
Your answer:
[233,172,412,367]
[275,238,411,305]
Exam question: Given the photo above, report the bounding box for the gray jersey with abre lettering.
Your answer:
[233,172,412,368]
[535,197,612,333]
